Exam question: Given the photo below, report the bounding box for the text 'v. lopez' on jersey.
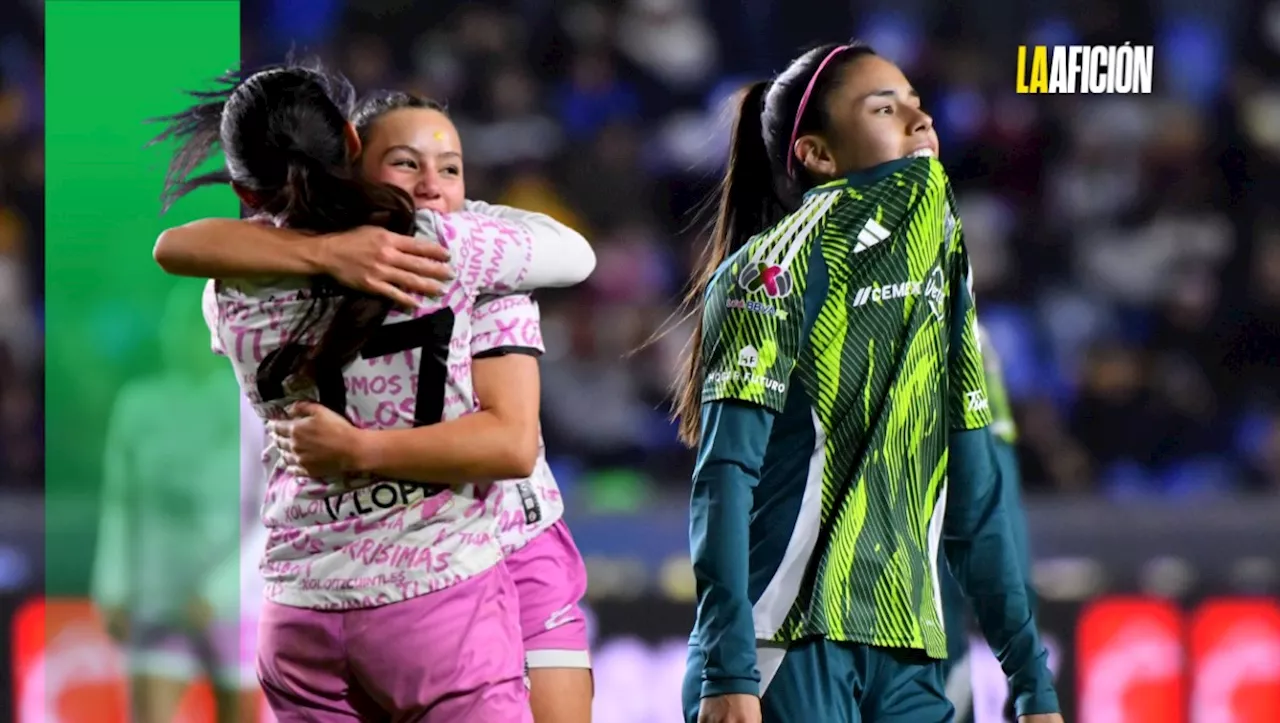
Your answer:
[699,157,993,658]
[207,210,539,611]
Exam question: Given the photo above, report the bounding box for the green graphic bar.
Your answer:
[45,0,242,715]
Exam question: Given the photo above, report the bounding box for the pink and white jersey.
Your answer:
[201,288,269,618]
[469,294,565,554]
[208,211,542,610]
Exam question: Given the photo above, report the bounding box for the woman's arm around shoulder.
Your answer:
[154,218,453,307]
[461,200,596,290]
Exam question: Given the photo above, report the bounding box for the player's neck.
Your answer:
[804,157,915,198]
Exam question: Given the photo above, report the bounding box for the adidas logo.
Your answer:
[854,219,890,253]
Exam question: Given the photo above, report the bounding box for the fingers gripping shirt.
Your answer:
[211,210,541,610]
[468,294,564,554]
[698,157,992,658]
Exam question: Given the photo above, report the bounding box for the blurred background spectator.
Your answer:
[5,0,1276,503]
[4,0,1274,503]
[0,0,42,492]
[233,0,1280,505]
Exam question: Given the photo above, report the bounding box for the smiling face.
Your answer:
[358,107,465,213]
[794,54,939,179]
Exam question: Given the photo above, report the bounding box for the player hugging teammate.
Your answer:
[674,42,1062,723]
[150,59,596,722]
[138,39,1054,723]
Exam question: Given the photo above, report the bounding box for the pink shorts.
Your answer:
[256,564,530,723]
[506,520,591,670]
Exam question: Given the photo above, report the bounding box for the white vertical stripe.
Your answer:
[746,191,840,269]
[752,200,806,266]
[749,196,811,266]
[757,644,787,695]
[752,407,827,639]
[776,192,841,270]
[927,481,949,629]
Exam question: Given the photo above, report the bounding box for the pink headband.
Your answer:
[786,44,851,177]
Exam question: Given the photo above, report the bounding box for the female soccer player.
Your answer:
[156,90,595,723]
[154,60,592,722]
[672,43,1062,723]
[93,280,253,723]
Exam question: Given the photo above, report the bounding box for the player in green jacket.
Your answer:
[672,42,1060,723]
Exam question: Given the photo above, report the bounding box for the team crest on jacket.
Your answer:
[738,262,794,299]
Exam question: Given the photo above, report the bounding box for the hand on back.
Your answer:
[318,225,454,309]
[270,401,363,478]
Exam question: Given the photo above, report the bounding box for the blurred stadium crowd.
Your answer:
[243,0,1280,500]
[7,0,1280,500]
[0,0,41,492]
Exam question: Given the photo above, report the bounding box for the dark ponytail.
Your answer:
[672,81,785,446]
[670,42,878,446]
[152,59,417,397]
[151,69,241,211]
[264,154,417,383]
